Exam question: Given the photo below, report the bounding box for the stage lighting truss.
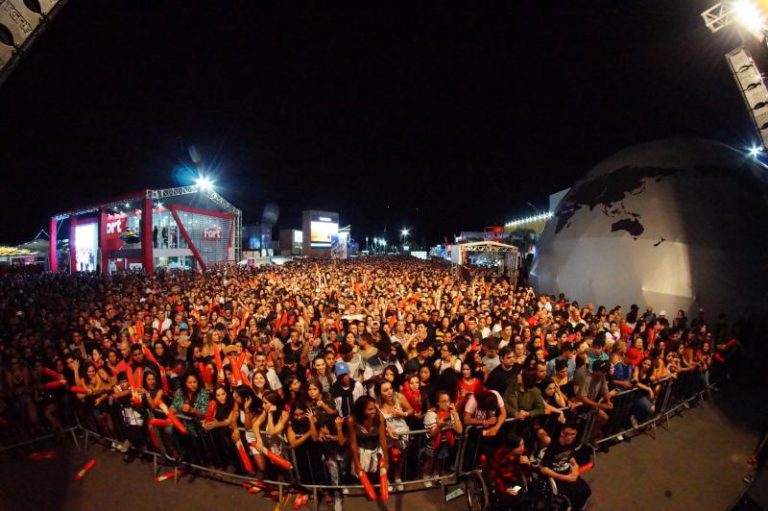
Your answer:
[0,0,68,87]
[702,1,768,148]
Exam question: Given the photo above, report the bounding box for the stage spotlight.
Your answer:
[733,0,766,33]
[196,176,214,190]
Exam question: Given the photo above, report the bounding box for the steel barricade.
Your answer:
[572,407,597,452]
[654,378,675,414]
[6,379,722,511]
[596,388,639,444]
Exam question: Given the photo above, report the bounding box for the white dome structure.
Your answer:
[530,138,768,318]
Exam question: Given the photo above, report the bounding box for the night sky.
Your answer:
[0,1,752,246]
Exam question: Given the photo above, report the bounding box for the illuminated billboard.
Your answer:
[310,218,338,247]
[75,222,98,272]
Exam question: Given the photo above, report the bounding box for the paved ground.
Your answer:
[0,381,763,511]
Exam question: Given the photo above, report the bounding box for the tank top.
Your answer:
[355,421,381,451]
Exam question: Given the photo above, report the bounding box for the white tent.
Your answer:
[451,241,520,284]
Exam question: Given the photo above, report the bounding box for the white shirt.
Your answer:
[463,390,503,419]
[153,318,173,333]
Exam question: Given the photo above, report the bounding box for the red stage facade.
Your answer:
[50,186,242,274]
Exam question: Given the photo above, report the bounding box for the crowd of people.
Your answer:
[0,258,749,511]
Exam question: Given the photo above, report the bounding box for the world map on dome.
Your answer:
[554,165,680,237]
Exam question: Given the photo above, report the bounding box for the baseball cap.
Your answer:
[334,361,350,377]
[592,359,611,373]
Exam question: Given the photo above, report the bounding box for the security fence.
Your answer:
[0,375,719,511]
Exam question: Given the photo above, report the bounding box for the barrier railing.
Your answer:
[0,375,721,511]
[593,377,717,450]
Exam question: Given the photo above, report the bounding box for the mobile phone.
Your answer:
[511,485,522,495]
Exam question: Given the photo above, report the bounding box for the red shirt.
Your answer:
[625,347,644,366]
[488,447,529,492]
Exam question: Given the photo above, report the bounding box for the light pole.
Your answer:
[526,202,541,216]
[400,228,410,252]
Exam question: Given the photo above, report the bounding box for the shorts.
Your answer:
[425,439,450,459]
[357,446,383,474]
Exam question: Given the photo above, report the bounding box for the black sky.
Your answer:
[0,1,752,246]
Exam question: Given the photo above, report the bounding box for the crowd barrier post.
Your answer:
[595,388,639,445]
[648,377,675,437]
[573,408,597,453]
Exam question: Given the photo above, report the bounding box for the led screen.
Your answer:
[75,222,98,272]
[310,221,338,247]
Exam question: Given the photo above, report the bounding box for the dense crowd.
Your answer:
[0,258,748,511]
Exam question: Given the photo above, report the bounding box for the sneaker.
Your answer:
[395,478,404,491]
[630,415,640,430]
[424,480,433,488]
[333,496,343,511]
[341,488,350,495]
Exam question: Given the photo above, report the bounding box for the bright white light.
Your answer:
[401,228,410,237]
[382,240,387,246]
[734,1,766,33]
[196,176,214,190]
[749,145,763,158]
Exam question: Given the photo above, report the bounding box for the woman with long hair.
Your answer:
[203,384,237,469]
[457,361,482,411]
[283,374,304,412]
[251,390,290,476]
[152,341,172,369]
[375,379,412,491]
[630,358,656,426]
[381,364,402,391]
[696,340,713,387]
[250,370,272,401]
[305,377,337,421]
[310,356,336,393]
[402,373,426,431]
[77,363,117,440]
[418,364,435,411]
[434,343,461,374]
[347,396,388,497]
[170,371,210,464]
[287,401,326,495]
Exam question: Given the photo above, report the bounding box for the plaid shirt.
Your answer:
[487,446,529,492]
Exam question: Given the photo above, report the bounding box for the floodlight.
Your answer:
[734,0,766,33]
[401,228,410,236]
[749,144,763,157]
[196,176,214,190]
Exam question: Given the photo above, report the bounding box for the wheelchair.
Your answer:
[478,468,572,511]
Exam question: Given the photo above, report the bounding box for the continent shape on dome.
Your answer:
[531,138,768,318]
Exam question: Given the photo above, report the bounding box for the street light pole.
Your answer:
[400,228,410,253]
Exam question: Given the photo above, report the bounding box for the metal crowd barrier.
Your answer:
[0,375,721,511]
[593,377,717,450]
